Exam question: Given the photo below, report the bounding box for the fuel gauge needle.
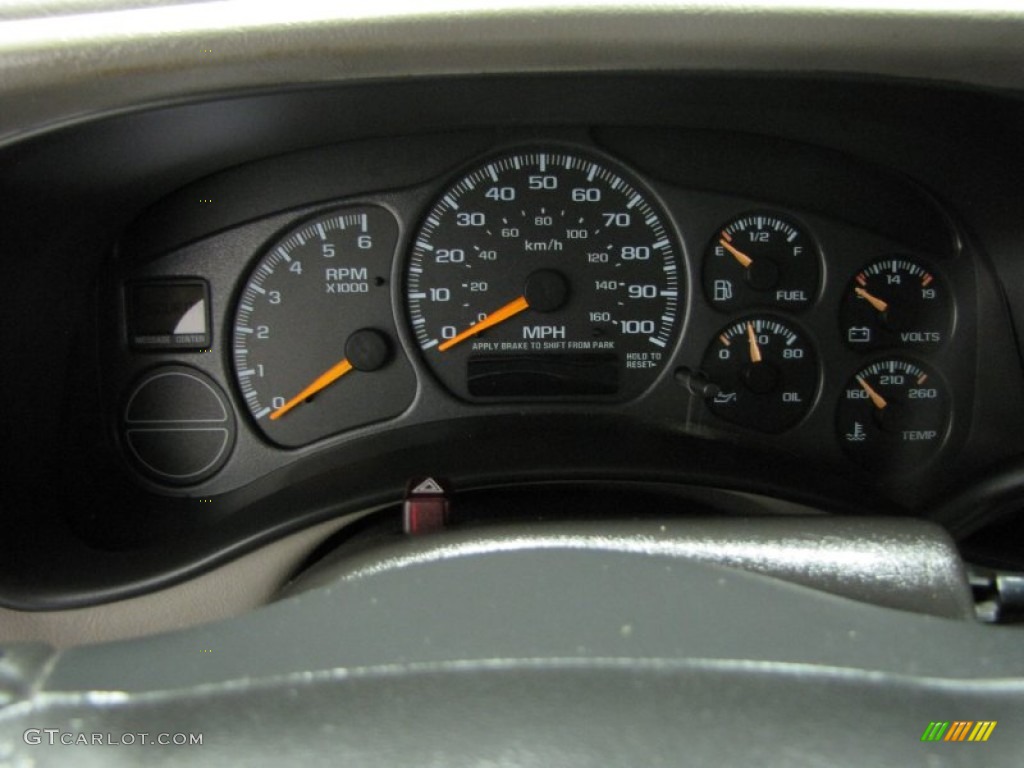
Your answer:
[856,376,888,410]
[719,234,754,269]
[746,321,762,363]
[855,287,889,313]
[269,357,354,420]
[438,295,530,352]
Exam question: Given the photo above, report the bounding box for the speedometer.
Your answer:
[406,148,683,401]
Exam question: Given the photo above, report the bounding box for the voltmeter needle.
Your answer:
[720,236,754,269]
[856,376,888,410]
[269,358,354,420]
[746,321,763,363]
[438,295,530,352]
[855,287,889,313]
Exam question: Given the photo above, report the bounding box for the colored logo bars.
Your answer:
[921,721,997,743]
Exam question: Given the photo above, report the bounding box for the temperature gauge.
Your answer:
[837,359,950,470]
[700,317,818,433]
[840,257,952,351]
[703,212,820,311]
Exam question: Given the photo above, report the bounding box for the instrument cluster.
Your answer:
[107,135,978,506]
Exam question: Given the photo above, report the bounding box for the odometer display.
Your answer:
[406,148,683,401]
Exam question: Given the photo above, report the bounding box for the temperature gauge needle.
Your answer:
[855,287,889,313]
[438,295,530,352]
[719,235,754,269]
[856,376,888,410]
[269,358,354,421]
[746,321,762,363]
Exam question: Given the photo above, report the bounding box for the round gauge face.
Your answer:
[700,317,818,433]
[840,257,952,351]
[405,148,683,401]
[232,206,415,447]
[837,358,950,470]
[702,212,819,311]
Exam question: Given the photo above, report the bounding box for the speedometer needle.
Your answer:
[856,376,888,410]
[438,295,530,352]
[269,358,354,420]
[746,321,762,364]
[719,235,754,269]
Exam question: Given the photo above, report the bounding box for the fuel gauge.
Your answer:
[840,257,952,351]
[703,212,820,311]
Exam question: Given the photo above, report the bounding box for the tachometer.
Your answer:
[405,148,683,401]
[232,205,415,447]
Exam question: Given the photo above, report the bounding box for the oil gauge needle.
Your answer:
[269,358,354,421]
[855,286,889,313]
[746,322,763,364]
[438,295,530,352]
[719,234,754,269]
[856,376,888,410]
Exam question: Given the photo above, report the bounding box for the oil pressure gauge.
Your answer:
[700,317,818,433]
[840,257,952,351]
[702,212,820,312]
[837,358,950,470]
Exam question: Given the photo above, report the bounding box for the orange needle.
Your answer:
[746,322,762,364]
[855,287,889,313]
[720,237,753,269]
[269,358,354,420]
[856,376,888,410]
[438,295,530,352]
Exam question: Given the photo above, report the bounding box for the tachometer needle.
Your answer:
[438,295,530,352]
[720,235,754,269]
[269,358,354,420]
[746,322,762,364]
[856,376,888,410]
[855,287,889,313]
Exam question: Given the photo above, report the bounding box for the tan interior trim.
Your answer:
[0,515,359,649]
[1,3,1023,145]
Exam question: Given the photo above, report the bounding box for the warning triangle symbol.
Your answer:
[411,478,445,495]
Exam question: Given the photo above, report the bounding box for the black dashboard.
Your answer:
[2,73,1024,607]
